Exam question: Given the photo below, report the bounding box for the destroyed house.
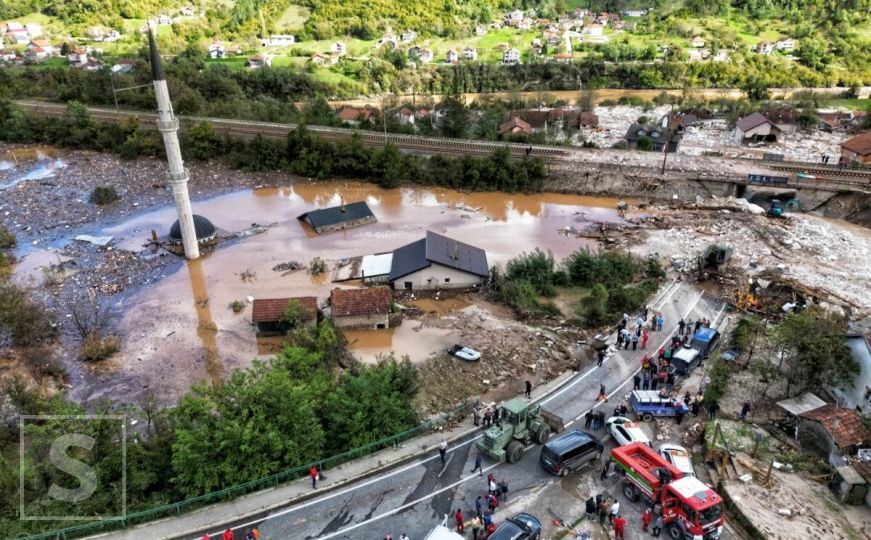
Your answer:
[252,296,319,334]
[298,201,376,234]
[389,231,488,290]
[624,123,681,153]
[799,404,871,466]
[330,287,391,329]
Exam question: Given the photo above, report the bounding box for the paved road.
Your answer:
[208,282,728,539]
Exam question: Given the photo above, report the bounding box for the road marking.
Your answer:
[437,455,453,478]
[316,463,503,539]
[211,286,713,538]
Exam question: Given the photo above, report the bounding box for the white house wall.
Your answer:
[394,262,485,290]
[830,336,871,416]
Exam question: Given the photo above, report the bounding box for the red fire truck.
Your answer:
[611,442,725,540]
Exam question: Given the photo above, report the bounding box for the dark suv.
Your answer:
[487,513,542,540]
[539,430,603,476]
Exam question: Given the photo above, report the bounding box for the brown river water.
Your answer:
[74,182,632,402]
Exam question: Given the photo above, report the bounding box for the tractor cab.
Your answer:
[476,398,562,463]
[768,199,785,218]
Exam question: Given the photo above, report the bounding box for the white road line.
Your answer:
[315,463,503,539]
[214,287,712,538]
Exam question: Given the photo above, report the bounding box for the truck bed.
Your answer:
[611,442,684,494]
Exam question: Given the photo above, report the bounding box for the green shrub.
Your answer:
[90,186,120,205]
[229,300,244,313]
[80,335,120,362]
[309,257,327,275]
[0,226,15,248]
[0,281,55,346]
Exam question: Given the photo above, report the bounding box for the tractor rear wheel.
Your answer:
[534,424,551,444]
[622,481,639,502]
[667,522,684,540]
[506,441,524,463]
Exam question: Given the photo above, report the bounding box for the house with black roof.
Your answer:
[624,123,681,153]
[389,231,489,290]
[298,201,377,234]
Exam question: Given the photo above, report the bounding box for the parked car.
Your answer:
[658,444,696,477]
[487,512,542,540]
[540,430,603,476]
[448,344,481,361]
[606,416,651,447]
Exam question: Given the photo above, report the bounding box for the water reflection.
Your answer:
[186,259,224,386]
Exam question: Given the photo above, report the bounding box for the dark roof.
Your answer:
[544,430,601,453]
[624,123,680,144]
[579,111,599,127]
[762,107,798,125]
[330,287,391,317]
[841,131,871,156]
[389,231,489,281]
[298,201,376,233]
[799,404,871,449]
[499,116,532,135]
[169,215,216,242]
[147,27,164,81]
[504,110,549,129]
[735,112,773,132]
[252,297,318,323]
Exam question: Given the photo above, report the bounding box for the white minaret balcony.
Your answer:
[167,168,190,185]
[157,117,180,132]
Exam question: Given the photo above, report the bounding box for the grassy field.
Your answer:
[276,5,311,32]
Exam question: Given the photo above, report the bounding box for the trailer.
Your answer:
[611,443,725,540]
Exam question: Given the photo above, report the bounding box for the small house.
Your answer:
[6,29,29,45]
[208,41,225,59]
[330,287,392,329]
[24,23,42,38]
[180,6,195,16]
[331,41,346,55]
[776,38,795,51]
[624,123,682,153]
[389,231,489,291]
[761,107,798,134]
[298,200,377,234]
[415,47,433,63]
[543,30,561,46]
[503,47,520,65]
[311,53,338,66]
[157,14,173,26]
[623,9,647,18]
[499,116,533,136]
[28,39,55,57]
[252,296,319,334]
[111,58,135,74]
[517,19,532,30]
[336,106,376,125]
[87,26,105,41]
[0,49,16,62]
[732,112,780,144]
[401,29,416,44]
[445,49,458,64]
[503,110,549,132]
[554,52,573,64]
[462,46,477,60]
[378,35,398,48]
[397,108,415,125]
[475,25,487,36]
[508,10,524,23]
[840,132,871,166]
[266,34,295,47]
[247,54,272,68]
[690,36,705,48]
[755,41,774,55]
[104,29,121,42]
[798,403,871,467]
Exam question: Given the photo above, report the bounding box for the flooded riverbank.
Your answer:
[75,182,629,403]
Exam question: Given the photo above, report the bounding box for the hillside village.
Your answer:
[1,6,805,73]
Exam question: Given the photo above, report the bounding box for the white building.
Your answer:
[157,14,172,26]
[388,231,488,291]
[732,112,780,144]
[248,54,272,68]
[24,23,42,38]
[583,24,603,37]
[503,47,520,65]
[401,29,416,43]
[68,48,88,66]
[462,46,477,60]
[776,38,795,51]
[264,34,295,47]
[208,41,226,59]
[475,25,487,36]
[830,333,871,416]
[417,47,433,63]
[508,10,524,23]
[445,49,458,64]
[690,36,705,48]
[331,41,346,55]
[622,9,647,17]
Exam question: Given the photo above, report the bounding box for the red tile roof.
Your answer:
[330,287,391,317]
[337,106,375,122]
[840,131,871,156]
[499,116,532,135]
[800,404,871,449]
[252,297,318,323]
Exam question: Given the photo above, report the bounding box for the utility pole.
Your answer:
[660,103,674,175]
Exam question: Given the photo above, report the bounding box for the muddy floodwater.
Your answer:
[80,182,631,403]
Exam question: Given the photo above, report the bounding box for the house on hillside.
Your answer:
[67,48,87,66]
[624,124,681,152]
[583,24,604,37]
[761,107,798,135]
[264,34,295,47]
[388,231,488,291]
[503,110,549,133]
[499,116,533,136]
[475,25,487,36]
[397,108,415,126]
[543,29,561,46]
[623,9,647,17]
[840,132,871,166]
[330,287,392,329]
[24,23,42,38]
[401,29,416,44]
[298,200,377,233]
[503,47,520,65]
[755,41,775,55]
[463,46,477,60]
[111,58,135,74]
[690,36,705,48]
[0,49,16,62]
[732,112,780,144]
[252,296,319,334]
[417,47,433,63]
[157,14,172,26]
[508,10,525,24]
[798,403,871,467]
[208,41,226,59]
[776,38,795,51]
[179,6,195,16]
[445,49,458,64]
[378,34,398,48]
[331,41,346,55]
[311,53,339,66]
[88,26,106,41]
[336,106,376,125]
[28,40,55,57]
[554,52,573,64]
[247,54,272,68]
[104,29,121,42]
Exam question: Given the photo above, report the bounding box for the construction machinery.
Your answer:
[476,398,563,463]
[767,199,785,218]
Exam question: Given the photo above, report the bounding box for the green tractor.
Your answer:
[476,398,563,463]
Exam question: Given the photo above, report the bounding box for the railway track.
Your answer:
[767,161,871,179]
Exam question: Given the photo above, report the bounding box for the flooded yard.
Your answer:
[69,182,628,403]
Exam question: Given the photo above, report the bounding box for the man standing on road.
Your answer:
[525,380,532,398]
[609,500,620,523]
[600,456,612,480]
[472,400,480,426]
[740,401,752,421]
[613,514,627,540]
[584,410,593,429]
[310,465,318,489]
[438,440,448,464]
[475,495,483,519]
[631,332,639,350]
[708,400,720,420]
[652,514,664,537]
[499,479,508,501]
[471,516,482,540]
[471,452,483,476]
[678,318,686,335]
[455,509,464,533]
[597,384,608,402]
[642,507,652,532]
[222,529,234,540]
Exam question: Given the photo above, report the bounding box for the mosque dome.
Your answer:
[169,215,216,243]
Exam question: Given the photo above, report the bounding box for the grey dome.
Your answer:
[169,215,216,243]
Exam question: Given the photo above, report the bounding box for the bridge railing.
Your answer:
[16,400,468,540]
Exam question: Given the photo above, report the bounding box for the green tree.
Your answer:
[183,121,222,160]
[440,95,469,138]
[371,143,405,188]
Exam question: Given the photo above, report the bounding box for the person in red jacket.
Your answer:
[222,529,234,540]
[613,514,627,540]
[455,508,464,533]
[202,534,211,540]
[642,507,653,531]
[310,465,319,489]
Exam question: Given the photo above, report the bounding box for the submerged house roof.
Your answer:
[389,231,489,281]
[330,287,392,317]
[298,201,376,233]
[252,296,318,323]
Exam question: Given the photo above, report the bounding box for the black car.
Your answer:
[487,512,542,540]
[540,430,604,476]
